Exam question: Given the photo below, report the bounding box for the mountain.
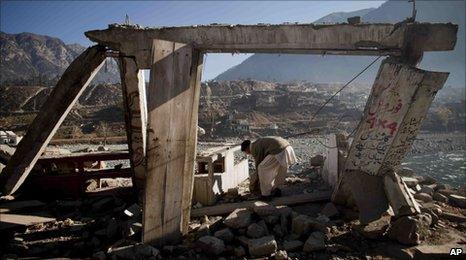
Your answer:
[0,32,120,85]
[216,0,465,88]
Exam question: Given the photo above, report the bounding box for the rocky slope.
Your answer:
[0,32,119,85]
[216,0,465,88]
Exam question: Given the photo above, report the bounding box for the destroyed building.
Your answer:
[1,18,465,259]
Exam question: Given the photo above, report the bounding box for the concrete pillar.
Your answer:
[143,39,203,246]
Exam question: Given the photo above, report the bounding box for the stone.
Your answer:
[414,193,433,203]
[432,192,448,203]
[106,218,118,238]
[124,203,141,218]
[303,232,325,252]
[283,240,303,252]
[320,202,339,218]
[401,177,419,188]
[275,250,288,260]
[247,223,267,238]
[224,208,252,229]
[310,155,325,167]
[291,214,328,237]
[134,244,160,257]
[272,224,285,238]
[419,185,435,196]
[388,214,432,245]
[264,215,280,225]
[448,194,466,208]
[398,167,416,177]
[237,236,250,248]
[257,220,269,235]
[248,236,277,257]
[437,189,456,196]
[214,228,234,242]
[234,246,246,257]
[253,201,279,216]
[418,176,437,185]
[354,216,390,240]
[197,236,225,255]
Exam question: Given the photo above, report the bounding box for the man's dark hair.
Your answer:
[241,140,251,152]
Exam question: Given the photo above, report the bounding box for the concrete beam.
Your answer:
[85,22,457,69]
[0,45,106,195]
[118,57,148,198]
[143,40,203,246]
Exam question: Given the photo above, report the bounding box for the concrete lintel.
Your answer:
[85,22,457,69]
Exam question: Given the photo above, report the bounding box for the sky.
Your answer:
[0,1,384,80]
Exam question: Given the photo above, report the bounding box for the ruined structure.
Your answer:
[0,21,457,246]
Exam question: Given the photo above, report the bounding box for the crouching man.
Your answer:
[241,136,297,199]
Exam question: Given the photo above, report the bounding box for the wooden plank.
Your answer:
[143,39,200,246]
[0,46,106,195]
[190,191,331,217]
[0,213,55,230]
[85,23,457,69]
[119,57,148,193]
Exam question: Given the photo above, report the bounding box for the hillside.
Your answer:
[0,32,120,85]
[216,0,465,88]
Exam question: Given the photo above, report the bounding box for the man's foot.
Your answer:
[271,188,282,197]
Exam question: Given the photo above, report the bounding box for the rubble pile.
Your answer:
[1,165,465,259]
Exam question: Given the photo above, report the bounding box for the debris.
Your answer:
[419,185,435,196]
[248,235,278,257]
[303,231,326,252]
[354,216,390,240]
[253,201,279,216]
[440,212,466,223]
[388,214,432,245]
[214,228,235,242]
[448,194,466,208]
[291,214,329,237]
[283,240,303,252]
[223,208,252,229]
[123,203,141,218]
[320,202,339,218]
[274,250,288,260]
[310,155,325,167]
[414,193,433,203]
[401,177,419,188]
[432,192,449,203]
[247,223,267,238]
[197,236,226,255]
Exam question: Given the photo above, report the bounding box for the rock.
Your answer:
[214,228,234,242]
[303,232,325,252]
[448,194,466,208]
[275,250,288,260]
[388,214,431,245]
[247,223,267,238]
[234,246,246,257]
[248,236,277,257]
[92,251,107,260]
[418,176,437,185]
[272,224,285,238]
[440,212,466,223]
[106,218,118,238]
[264,215,280,225]
[398,167,416,177]
[310,155,325,167]
[252,201,279,216]
[291,214,328,237]
[401,177,419,188]
[134,244,160,257]
[92,197,114,211]
[197,236,225,255]
[320,202,339,218]
[432,192,449,203]
[419,185,435,196]
[414,193,433,203]
[257,220,269,235]
[123,221,142,237]
[124,203,141,218]
[224,208,252,229]
[237,236,250,248]
[283,240,303,252]
[437,189,456,196]
[354,216,390,240]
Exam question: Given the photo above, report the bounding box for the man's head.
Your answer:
[241,140,251,154]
